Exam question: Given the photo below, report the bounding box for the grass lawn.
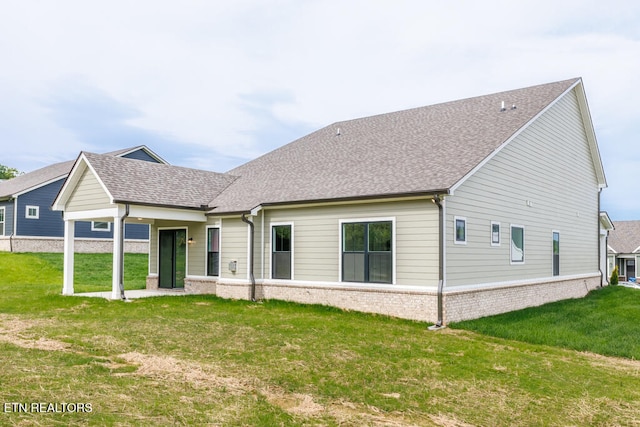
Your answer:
[1,252,640,426]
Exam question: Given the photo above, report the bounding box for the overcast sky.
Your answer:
[1,1,638,220]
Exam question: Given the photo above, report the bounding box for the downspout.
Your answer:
[597,189,603,287]
[429,194,446,330]
[9,233,13,253]
[119,204,130,301]
[241,212,256,302]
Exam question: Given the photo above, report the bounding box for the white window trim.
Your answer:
[91,221,111,232]
[156,226,189,279]
[454,216,467,245]
[25,205,39,219]
[206,225,221,277]
[338,217,396,285]
[270,222,294,280]
[490,221,501,247]
[510,224,525,265]
[0,206,4,236]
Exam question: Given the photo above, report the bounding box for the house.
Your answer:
[0,146,165,253]
[607,220,640,282]
[52,78,607,324]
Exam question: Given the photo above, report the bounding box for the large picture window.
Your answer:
[207,228,220,276]
[342,220,392,284]
[511,225,525,263]
[272,224,292,279]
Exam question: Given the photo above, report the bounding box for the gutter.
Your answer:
[241,212,257,302]
[119,204,130,301]
[429,194,446,330]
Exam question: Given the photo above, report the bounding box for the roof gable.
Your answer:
[608,221,640,254]
[209,78,591,213]
[0,145,169,200]
[54,152,238,211]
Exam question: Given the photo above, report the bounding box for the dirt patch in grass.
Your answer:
[114,351,252,394]
[0,314,69,351]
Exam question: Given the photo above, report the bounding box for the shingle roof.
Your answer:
[0,145,163,200]
[82,152,237,210]
[208,78,580,213]
[608,221,640,254]
[0,160,74,199]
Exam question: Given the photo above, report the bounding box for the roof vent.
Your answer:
[511,104,517,110]
[500,101,506,112]
[336,127,341,136]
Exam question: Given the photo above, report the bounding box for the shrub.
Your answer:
[610,265,619,285]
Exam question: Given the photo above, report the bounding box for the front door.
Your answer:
[626,259,636,281]
[159,229,186,289]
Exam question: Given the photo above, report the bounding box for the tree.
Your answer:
[0,165,21,180]
[610,265,619,286]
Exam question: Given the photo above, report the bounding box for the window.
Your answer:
[552,231,560,276]
[207,228,220,277]
[25,205,39,219]
[272,224,292,279]
[511,225,525,263]
[342,220,392,283]
[454,217,467,244]
[91,221,111,232]
[491,221,500,246]
[0,207,4,235]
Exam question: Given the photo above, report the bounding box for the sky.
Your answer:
[1,1,638,220]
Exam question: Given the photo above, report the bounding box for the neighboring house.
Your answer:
[53,78,607,324]
[607,220,640,282]
[0,146,166,253]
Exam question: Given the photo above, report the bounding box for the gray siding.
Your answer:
[257,199,439,286]
[219,217,248,279]
[445,88,600,287]
[66,168,112,212]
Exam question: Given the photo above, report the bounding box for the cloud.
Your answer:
[0,0,639,218]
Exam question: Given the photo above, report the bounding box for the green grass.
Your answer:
[451,285,640,359]
[1,252,640,426]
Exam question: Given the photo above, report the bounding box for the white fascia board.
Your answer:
[128,205,207,222]
[53,153,115,210]
[63,207,120,221]
[574,80,607,188]
[450,79,589,194]
[633,246,640,254]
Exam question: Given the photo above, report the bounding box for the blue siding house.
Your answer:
[0,146,166,252]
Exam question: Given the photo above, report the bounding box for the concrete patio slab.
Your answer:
[73,289,187,300]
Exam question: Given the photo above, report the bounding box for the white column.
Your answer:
[111,214,124,300]
[62,219,75,295]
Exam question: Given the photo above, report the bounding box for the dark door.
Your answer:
[159,229,186,289]
[627,259,636,281]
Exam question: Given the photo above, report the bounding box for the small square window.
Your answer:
[26,205,39,219]
[92,221,111,232]
[491,221,500,246]
[454,217,467,244]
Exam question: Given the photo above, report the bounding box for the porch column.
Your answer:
[62,219,75,295]
[111,213,124,300]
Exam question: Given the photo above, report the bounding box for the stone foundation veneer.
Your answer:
[144,274,603,323]
[0,236,148,254]
[443,275,602,322]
